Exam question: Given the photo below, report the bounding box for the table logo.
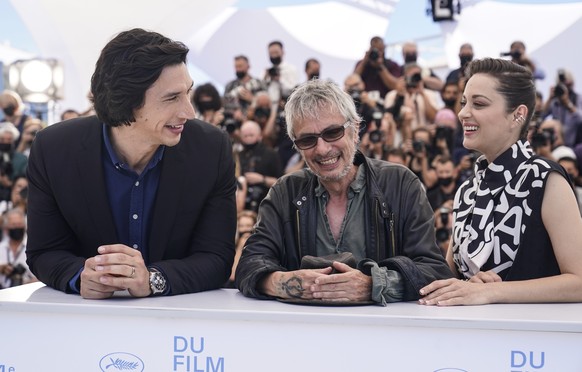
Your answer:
[99,352,144,371]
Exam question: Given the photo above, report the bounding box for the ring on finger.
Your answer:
[129,266,136,278]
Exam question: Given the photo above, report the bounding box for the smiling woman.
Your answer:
[419,58,582,306]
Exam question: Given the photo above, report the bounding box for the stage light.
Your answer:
[428,0,461,22]
[5,58,64,103]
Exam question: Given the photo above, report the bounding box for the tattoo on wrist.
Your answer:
[281,276,305,298]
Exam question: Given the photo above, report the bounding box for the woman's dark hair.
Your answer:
[192,83,223,112]
[466,58,535,138]
[90,28,189,127]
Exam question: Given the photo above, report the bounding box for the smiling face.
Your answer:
[294,110,358,185]
[131,63,195,148]
[458,73,523,162]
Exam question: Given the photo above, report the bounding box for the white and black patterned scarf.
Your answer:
[452,140,554,278]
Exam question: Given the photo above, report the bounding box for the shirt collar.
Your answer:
[102,124,165,173]
[475,139,533,195]
[314,165,366,199]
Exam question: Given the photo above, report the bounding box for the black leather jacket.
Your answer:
[236,152,453,301]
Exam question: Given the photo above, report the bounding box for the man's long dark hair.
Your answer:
[90,28,189,127]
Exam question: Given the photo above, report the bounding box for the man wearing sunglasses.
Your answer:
[236,79,452,305]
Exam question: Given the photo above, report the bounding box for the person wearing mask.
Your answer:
[236,79,452,306]
[426,156,457,211]
[0,208,36,288]
[400,41,444,91]
[238,120,282,212]
[506,40,545,81]
[305,58,321,81]
[354,36,401,100]
[542,69,581,148]
[224,55,266,115]
[26,28,236,299]
[192,82,225,128]
[264,40,299,102]
[384,63,439,132]
[420,58,582,306]
[445,43,474,85]
[0,123,27,201]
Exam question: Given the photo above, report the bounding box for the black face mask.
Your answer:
[8,227,25,241]
[196,101,220,113]
[404,53,417,63]
[438,177,454,187]
[0,143,12,153]
[270,56,282,66]
[236,71,246,79]
[254,107,271,120]
[459,54,473,67]
[2,105,16,117]
[242,142,259,151]
[442,98,456,108]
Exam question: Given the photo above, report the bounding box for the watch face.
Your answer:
[150,271,166,294]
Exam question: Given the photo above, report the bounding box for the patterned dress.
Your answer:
[452,140,567,280]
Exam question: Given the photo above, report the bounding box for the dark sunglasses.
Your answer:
[293,121,351,150]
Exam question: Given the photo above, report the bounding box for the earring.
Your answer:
[514,115,524,123]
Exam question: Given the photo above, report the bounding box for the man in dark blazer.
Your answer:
[26,28,236,299]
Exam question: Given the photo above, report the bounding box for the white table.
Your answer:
[0,282,581,371]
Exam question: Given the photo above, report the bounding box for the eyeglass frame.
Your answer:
[292,121,352,150]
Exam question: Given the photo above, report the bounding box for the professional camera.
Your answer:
[531,128,555,148]
[369,47,380,61]
[412,140,425,153]
[435,227,450,243]
[268,66,279,77]
[554,70,567,98]
[221,105,242,134]
[435,126,453,141]
[368,130,384,144]
[406,72,422,88]
[7,263,26,286]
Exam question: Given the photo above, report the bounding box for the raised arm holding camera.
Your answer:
[354,36,401,100]
[541,69,581,148]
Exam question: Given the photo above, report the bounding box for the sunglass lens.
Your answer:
[322,127,345,141]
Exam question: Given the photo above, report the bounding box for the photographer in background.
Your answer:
[264,40,298,103]
[224,55,266,115]
[0,208,36,288]
[354,36,401,101]
[238,120,282,212]
[445,43,474,85]
[192,83,225,127]
[433,200,453,257]
[0,90,30,148]
[554,149,582,215]
[426,156,457,211]
[0,123,28,202]
[502,40,545,81]
[542,69,581,148]
[401,127,437,189]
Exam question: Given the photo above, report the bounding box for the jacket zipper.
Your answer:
[375,201,380,262]
[390,212,396,257]
[295,209,301,258]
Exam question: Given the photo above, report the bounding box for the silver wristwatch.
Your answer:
[148,268,167,296]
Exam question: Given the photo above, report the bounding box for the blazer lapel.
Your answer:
[148,144,186,262]
[77,121,118,243]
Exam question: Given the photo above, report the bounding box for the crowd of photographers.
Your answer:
[0,37,581,287]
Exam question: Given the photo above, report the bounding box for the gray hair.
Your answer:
[0,122,20,141]
[285,79,361,140]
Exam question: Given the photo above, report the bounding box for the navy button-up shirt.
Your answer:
[102,124,164,263]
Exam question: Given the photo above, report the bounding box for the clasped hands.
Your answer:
[267,261,372,303]
[80,244,151,299]
[418,270,502,306]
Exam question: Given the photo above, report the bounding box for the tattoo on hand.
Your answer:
[282,276,305,298]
